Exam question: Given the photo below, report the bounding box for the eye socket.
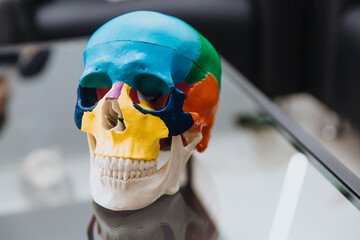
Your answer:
[133,74,169,98]
[150,93,169,110]
[130,87,169,111]
[78,72,112,109]
[80,72,112,88]
[78,86,98,108]
[131,74,170,110]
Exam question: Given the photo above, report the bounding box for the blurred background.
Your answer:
[0,0,359,238]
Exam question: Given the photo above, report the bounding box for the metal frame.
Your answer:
[222,58,360,210]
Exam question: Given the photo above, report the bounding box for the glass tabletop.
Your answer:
[191,60,360,239]
[0,39,359,240]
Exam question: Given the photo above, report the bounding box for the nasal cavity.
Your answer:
[102,99,126,132]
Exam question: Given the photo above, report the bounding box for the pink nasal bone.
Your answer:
[106,82,124,100]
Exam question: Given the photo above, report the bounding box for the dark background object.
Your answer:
[0,0,359,129]
[335,1,360,131]
[18,48,50,77]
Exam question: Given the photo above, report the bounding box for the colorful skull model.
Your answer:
[75,11,221,210]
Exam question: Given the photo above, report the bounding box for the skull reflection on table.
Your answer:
[75,11,221,210]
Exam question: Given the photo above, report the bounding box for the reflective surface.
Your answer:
[0,40,359,239]
[89,187,217,240]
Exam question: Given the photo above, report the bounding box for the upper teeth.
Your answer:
[94,154,157,181]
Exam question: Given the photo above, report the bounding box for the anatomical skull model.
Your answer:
[75,11,221,210]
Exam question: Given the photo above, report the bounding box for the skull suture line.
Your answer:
[75,11,221,210]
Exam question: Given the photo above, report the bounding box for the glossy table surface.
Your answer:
[0,40,359,240]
